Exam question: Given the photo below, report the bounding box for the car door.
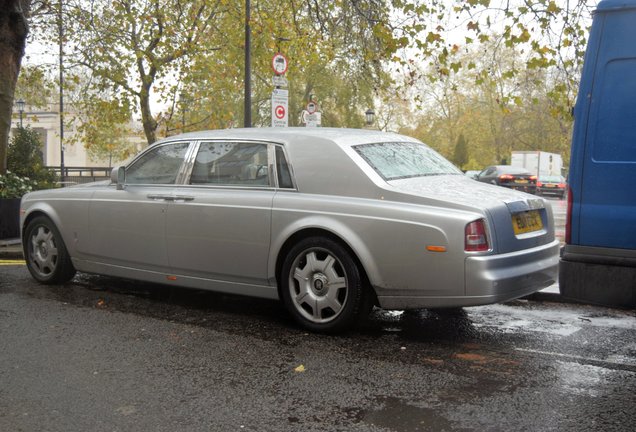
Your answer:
[87,141,191,272]
[477,166,495,184]
[166,140,276,285]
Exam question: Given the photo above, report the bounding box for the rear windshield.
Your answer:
[354,142,461,181]
[540,176,565,182]
[500,166,531,175]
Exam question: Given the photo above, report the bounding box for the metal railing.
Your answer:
[47,166,113,186]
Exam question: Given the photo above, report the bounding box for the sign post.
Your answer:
[272,88,288,127]
[302,100,321,127]
[271,52,289,128]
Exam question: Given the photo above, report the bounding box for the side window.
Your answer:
[190,142,270,186]
[126,142,190,185]
[275,146,294,189]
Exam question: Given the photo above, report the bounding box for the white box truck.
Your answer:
[511,151,562,177]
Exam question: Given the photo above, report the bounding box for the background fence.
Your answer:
[47,166,113,185]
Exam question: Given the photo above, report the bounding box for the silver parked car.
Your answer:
[20,128,559,332]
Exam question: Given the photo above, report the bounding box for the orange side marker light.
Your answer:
[426,245,447,253]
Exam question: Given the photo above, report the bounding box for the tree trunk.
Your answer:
[0,0,30,174]
[139,87,157,145]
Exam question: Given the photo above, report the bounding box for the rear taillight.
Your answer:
[537,181,543,187]
[529,175,537,182]
[558,183,566,188]
[565,186,573,243]
[499,174,514,181]
[465,219,489,252]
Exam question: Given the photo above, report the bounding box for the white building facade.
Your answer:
[10,103,146,168]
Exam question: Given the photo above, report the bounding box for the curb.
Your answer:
[524,291,569,304]
[0,248,24,260]
[0,239,23,260]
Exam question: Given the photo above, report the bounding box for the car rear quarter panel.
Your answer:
[284,136,383,199]
[270,191,483,298]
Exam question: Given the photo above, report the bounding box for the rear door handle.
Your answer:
[147,195,195,202]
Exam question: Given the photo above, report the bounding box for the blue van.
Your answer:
[560,0,636,308]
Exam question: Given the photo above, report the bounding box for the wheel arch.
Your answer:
[21,205,64,244]
[273,226,379,305]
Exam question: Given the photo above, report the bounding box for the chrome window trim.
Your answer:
[178,141,201,185]
[182,139,276,188]
[172,138,298,191]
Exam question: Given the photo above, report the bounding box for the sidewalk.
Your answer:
[0,238,23,259]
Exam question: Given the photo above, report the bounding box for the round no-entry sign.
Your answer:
[272,53,288,75]
[306,101,318,114]
[275,105,286,119]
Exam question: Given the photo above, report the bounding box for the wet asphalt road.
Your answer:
[1,263,634,432]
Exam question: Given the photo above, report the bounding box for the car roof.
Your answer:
[152,127,421,149]
[147,128,426,198]
[493,165,532,174]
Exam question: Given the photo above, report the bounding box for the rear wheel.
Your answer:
[24,216,76,284]
[280,236,369,333]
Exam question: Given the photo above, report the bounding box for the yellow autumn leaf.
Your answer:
[294,365,305,373]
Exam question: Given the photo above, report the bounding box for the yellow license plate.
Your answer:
[512,210,543,235]
[515,179,528,184]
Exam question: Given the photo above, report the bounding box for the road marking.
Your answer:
[0,260,26,266]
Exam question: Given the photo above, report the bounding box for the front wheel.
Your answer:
[24,216,76,284]
[280,237,369,333]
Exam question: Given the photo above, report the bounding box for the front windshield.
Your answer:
[354,142,461,181]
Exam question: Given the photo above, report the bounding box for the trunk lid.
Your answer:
[387,175,555,253]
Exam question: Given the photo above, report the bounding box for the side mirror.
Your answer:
[111,166,126,190]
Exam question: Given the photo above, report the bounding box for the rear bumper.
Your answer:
[464,239,559,299]
[377,240,559,309]
[537,187,565,196]
[503,183,537,194]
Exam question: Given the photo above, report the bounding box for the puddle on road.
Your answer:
[361,397,455,432]
[466,302,636,337]
[555,360,618,398]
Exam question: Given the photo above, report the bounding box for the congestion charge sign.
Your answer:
[271,88,288,127]
[275,105,286,119]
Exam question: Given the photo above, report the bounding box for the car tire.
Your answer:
[280,236,369,333]
[24,216,76,284]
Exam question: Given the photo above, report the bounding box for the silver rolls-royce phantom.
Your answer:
[20,128,559,332]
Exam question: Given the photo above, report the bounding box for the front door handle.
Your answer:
[147,194,172,201]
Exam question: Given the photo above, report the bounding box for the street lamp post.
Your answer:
[365,109,375,128]
[16,98,25,128]
[181,93,190,133]
[244,0,251,128]
[58,0,65,185]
